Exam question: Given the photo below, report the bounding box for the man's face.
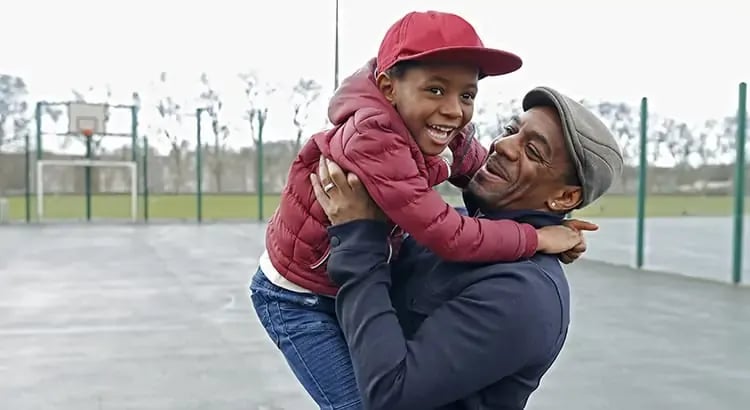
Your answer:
[378,63,479,156]
[468,106,583,212]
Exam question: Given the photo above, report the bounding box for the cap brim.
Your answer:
[398,46,523,77]
[522,87,586,205]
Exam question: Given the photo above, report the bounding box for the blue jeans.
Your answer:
[249,268,362,410]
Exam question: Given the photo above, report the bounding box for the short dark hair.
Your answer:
[563,165,581,186]
[384,60,426,79]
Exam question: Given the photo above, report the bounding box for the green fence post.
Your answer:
[142,136,150,222]
[334,0,340,91]
[130,106,138,164]
[34,102,42,223]
[35,102,42,161]
[85,135,92,222]
[636,97,648,269]
[130,105,139,221]
[257,112,265,222]
[196,108,203,223]
[732,82,747,284]
[24,132,31,223]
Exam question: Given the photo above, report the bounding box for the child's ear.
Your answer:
[376,73,396,106]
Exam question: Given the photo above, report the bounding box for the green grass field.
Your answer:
[1,193,747,222]
[570,195,748,218]
[3,194,282,221]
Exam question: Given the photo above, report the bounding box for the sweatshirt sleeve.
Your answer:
[334,125,537,262]
[447,123,489,189]
[326,220,546,410]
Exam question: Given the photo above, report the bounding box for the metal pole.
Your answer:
[131,105,139,220]
[334,0,340,91]
[257,111,265,221]
[130,105,138,163]
[36,161,43,221]
[130,163,137,223]
[24,132,31,223]
[142,136,150,222]
[34,102,42,222]
[85,135,92,222]
[196,108,203,223]
[732,82,747,284]
[636,97,648,269]
[35,102,42,161]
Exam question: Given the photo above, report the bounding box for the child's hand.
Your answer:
[559,236,587,264]
[536,220,597,255]
[558,218,596,263]
[562,219,598,233]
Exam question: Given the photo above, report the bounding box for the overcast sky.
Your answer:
[1,0,747,156]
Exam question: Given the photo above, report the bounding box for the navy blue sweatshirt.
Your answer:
[326,209,570,410]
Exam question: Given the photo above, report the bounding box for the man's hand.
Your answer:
[310,156,385,225]
[536,219,597,255]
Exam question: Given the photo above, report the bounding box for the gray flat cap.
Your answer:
[522,86,624,208]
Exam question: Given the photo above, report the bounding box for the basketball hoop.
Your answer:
[68,102,107,136]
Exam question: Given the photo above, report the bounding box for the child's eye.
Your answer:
[503,125,516,135]
[427,87,444,96]
[461,93,476,101]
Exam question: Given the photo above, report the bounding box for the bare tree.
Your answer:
[239,71,276,191]
[291,78,322,152]
[153,71,188,193]
[238,71,276,147]
[0,74,30,151]
[198,72,231,192]
[473,96,519,144]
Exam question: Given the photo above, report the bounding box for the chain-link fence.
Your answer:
[1,83,747,283]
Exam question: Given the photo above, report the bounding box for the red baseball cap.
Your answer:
[376,10,523,77]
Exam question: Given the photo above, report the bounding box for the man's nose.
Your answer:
[493,137,520,161]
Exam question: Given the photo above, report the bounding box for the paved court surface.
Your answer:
[585,217,750,284]
[1,223,749,410]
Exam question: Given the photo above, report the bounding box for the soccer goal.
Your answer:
[36,159,138,222]
[33,101,141,223]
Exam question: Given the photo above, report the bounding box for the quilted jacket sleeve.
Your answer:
[447,124,489,189]
[334,122,537,263]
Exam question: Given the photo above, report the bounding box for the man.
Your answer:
[310,86,624,410]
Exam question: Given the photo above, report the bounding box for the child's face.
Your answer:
[378,63,479,156]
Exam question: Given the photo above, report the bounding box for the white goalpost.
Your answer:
[36,159,138,222]
[35,102,139,223]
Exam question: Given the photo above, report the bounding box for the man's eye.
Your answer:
[526,144,541,159]
[503,126,516,135]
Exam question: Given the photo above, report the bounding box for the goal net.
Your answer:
[36,159,138,222]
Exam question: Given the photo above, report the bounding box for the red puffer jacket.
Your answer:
[265,59,538,296]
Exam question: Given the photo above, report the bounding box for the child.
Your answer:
[250,10,585,409]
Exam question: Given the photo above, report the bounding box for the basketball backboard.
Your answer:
[68,102,108,135]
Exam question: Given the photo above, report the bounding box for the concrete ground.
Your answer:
[585,217,750,284]
[1,223,748,410]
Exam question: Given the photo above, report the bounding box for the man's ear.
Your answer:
[376,72,396,105]
[547,186,583,212]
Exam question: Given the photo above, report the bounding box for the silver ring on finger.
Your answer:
[323,182,336,193]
